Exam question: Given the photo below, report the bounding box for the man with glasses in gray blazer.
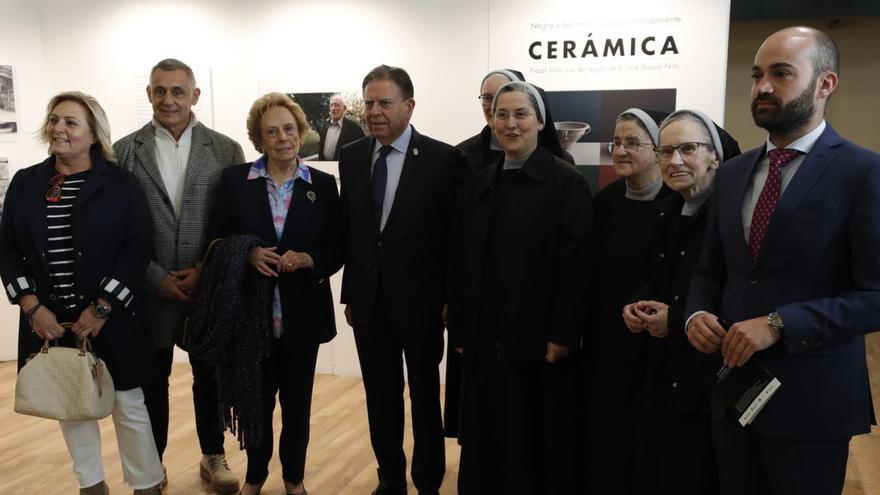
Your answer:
[113,58,244,494]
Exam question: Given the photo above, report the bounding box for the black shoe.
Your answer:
[372,481,406,495]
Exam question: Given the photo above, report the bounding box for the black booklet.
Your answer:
[690,319,781,426]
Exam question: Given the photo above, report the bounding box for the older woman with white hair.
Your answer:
[448,81,593,494]
[622,109,741,495]
[0,91,162,494]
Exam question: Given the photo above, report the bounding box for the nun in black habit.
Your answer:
[448,81,593,494]
[586,107,672,494]
[622,109,741,495]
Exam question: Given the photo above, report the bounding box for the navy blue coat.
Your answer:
[0,154,156,390]
[210,162,343,349]
[686,125,880,439]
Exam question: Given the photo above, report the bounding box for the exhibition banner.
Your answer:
[488,0,732,190]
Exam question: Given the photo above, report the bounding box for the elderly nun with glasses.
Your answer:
[587,107,673,493]
[621,109,741,495]
[447,81,593,494]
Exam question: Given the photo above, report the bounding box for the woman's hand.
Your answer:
[623,302,648,333]
[633,300,669,338]
[249,246,281,277]
[27,304,65,340]
[277,250,314,274]
[72,303,109,339]
[545,342,570,363]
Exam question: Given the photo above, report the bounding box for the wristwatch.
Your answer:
[91,301,112,319]
[767,311,784,340]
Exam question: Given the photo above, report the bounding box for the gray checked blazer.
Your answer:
[113,121,245,348]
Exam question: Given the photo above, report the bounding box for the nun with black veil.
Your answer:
[455,69,526,174]
[447,81,593,494]
[622,109,741,495]
[586,107,672,493]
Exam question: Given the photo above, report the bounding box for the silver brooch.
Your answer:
[413,148,420,156]
[307,191,316,203]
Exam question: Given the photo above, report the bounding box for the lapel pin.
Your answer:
[307,191,317,203]
[413,148,420,156]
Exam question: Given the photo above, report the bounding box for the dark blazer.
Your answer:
[0,154,156,390]
[317,117,366,161]
[339,127,468,333]
[447,145,594,366]
[210,162,343,348]
[686,125,880,439]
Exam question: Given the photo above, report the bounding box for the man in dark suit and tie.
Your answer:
[317,94,365,161]
[338,65,467,495]
[686,26,880,494]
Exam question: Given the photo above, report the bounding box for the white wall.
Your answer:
[0,0,732,378]
[0,0,490,376]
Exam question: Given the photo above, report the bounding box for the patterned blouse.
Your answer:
[246,155,312,337]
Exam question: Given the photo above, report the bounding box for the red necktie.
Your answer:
[748,148,800,259]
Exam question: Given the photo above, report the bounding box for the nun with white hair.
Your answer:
[447,81,593,494]
[622,109,741,495]
[587,107,673,494]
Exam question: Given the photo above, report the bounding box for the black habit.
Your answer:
[586,177,673,494]
[448,145,594,494]
[630,192,718,495]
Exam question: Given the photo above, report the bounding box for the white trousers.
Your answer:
[59,387,164,489]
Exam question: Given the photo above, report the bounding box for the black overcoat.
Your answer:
[0,154,156,390]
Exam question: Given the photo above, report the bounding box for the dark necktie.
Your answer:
[748,148,800,259]
[372,145,394,223]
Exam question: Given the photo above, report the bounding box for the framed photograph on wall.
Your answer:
[0,65,17,139]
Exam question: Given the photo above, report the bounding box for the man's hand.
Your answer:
[344,304,354,327]
[686,312,726,354]
[633,300,669,338]
[156,274,194,303]
[171,267,200,297]
[722,316,781,367]
[249,246,281,277]
[545,342,570,363]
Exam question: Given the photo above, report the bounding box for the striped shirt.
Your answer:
[46,171,89,311]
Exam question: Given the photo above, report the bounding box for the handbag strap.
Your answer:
[39,322,93,356]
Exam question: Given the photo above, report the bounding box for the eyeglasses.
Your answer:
[478,94,494,104]
[654,142,714,159]
[607,141,653,154]
[46,174,66,203]
[494,110,535,121]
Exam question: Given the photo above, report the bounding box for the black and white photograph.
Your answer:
[0,66,16,134]
[287,91,364,160]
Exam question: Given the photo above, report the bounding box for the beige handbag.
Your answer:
[14,324,115,421]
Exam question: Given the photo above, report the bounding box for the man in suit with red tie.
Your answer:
[338,65,467,495]
[686,26,880,494]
